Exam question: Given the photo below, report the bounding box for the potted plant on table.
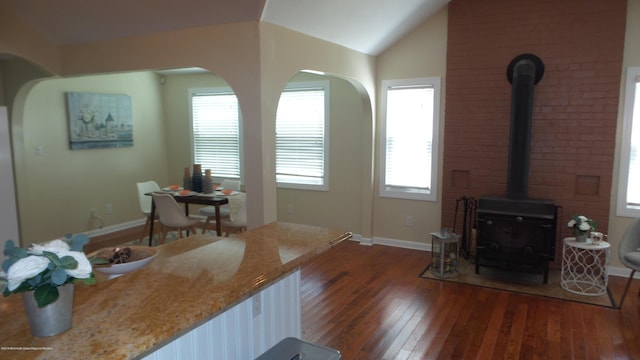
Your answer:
[0,234,97,336]
[567,214,597,242]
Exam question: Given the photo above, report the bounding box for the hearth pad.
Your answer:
[420,258,616,308]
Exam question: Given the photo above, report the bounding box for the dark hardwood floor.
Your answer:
[300,240,640,359]
[84,224,147,253]
[93,227,640,359]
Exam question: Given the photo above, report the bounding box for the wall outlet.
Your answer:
[105,203,113,215]
[288,204,294,214]
[405,215,414,227]
[89,208,104,229]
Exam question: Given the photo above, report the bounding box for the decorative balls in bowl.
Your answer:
[91,246,158,279]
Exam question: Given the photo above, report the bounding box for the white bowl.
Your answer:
[92,246,158,279]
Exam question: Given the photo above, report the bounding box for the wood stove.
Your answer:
[475,54,558,283]
[475,197,557,283]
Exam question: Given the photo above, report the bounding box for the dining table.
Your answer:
[146,191,229,245]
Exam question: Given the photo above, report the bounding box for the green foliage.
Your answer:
[568,214,597,232]
[2,239,28,273]
[66,233,89,252]
[90,257,110,265]
[1,234,95,308]
[76,273,96,286]
[33,283,60,308]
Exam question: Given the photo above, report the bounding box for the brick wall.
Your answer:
[442,0,627,263]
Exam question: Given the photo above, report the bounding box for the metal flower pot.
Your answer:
[21,283,74,337]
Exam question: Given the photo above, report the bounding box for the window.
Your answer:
[380,77,441,201]
[190,88,241,181]
[618,67,640,217]
[276,81,329,190]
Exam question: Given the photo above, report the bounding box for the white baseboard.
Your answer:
[81,214,209,238]
[83,218,145,238]
[350,233,431,251]
[349,233,372,246]
[608,266,640,279]
[372,236,431,251]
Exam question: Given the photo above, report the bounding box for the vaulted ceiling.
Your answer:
[0,0,449,55]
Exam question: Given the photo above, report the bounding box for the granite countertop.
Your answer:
[0,222,351,360]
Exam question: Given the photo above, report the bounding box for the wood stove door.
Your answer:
[476,214,556,268]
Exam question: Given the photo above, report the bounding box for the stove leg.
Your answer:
[543,263,549,284]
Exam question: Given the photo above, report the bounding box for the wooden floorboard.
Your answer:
[300,240,640,359]
[97,228,639,359]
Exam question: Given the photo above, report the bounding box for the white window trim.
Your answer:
[188,87,243,184]
[379,77,441,201]
[617,67,640,217]
[276,80,330,191]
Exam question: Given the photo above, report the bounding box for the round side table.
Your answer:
[560,237,610,296]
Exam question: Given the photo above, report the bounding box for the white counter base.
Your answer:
[143,270,301,360]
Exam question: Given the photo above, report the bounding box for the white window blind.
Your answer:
[191,89,241,180]
[380,78,441,201]
[276,81,329,190]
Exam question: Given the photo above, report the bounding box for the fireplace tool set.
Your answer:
[452,196,477,260]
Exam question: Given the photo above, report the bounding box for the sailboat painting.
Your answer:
[66,92,133,150]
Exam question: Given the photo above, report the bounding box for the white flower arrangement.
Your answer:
[1,234,96,308]
[567,214,597,233]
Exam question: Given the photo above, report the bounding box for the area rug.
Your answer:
[420,257,617,308]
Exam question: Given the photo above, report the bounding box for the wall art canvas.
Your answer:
[66,92,133,150]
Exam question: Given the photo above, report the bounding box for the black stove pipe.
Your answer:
[506,54,544,200]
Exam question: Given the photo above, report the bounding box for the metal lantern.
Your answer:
[430,230,460,278]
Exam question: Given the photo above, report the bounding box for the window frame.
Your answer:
[617,66,640,217]
[189,87,243,184]
[275,80,330,191]
[379,77,441,201]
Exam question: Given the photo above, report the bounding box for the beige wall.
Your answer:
[159,71,231,185]
[159,70,367,233]
[0,19,376,243]
[55,21,376,232]
[373,8,448,244]
[12,72,169,242]
[257,22,376,236]
[9,66,369,243]
[58,22,274,228]
[276,72,366,231]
